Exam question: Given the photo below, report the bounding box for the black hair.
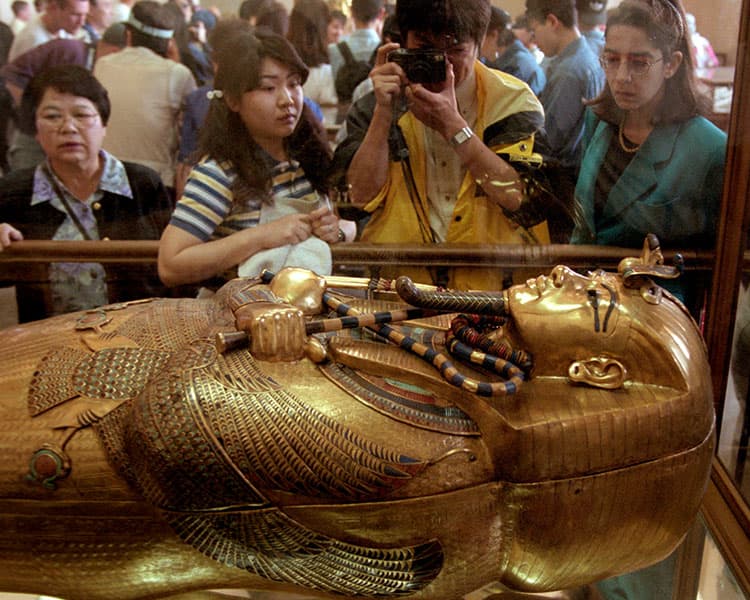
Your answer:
[20,64,110,135]
[329,9,346,24]
[199,29,331,203]
[162,1,190,50]
[396,0,490,48]
[524,0,577,29]
[352,0,384,23]
[255,1,289,36]
[487,6,515,47]
[381,13,400,43]
[239,0,272,20]
[207,16,253,56]
[11,0,29,15]
[127,1,176,57]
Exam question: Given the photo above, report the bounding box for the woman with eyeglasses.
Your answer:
[0,65,171,322]
[570,0,726,315]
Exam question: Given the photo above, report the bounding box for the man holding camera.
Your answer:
[332,0,547,291]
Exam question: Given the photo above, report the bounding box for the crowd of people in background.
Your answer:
[0,0,729,335]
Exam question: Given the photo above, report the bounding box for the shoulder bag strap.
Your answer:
[43,165,93,240]
[338,41,355,65]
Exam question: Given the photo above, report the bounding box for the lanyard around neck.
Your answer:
[43,165,94,241]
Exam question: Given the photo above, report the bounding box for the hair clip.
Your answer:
[206,90,224,100]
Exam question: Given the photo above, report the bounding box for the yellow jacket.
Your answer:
[359,61,548,290]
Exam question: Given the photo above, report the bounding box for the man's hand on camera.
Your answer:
[370,42,405,109]
[404,61,465,139]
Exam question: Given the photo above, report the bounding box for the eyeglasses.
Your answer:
[37,111,101,130]
[599,54,664,77]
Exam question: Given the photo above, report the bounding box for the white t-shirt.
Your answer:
[112,2,131,23]
[8,14,77,61]
[303,64,338,107]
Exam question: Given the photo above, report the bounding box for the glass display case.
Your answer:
[688,0,750,594]
[1,0,750,598]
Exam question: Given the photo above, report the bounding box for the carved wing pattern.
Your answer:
[28,298,218,417]
[122,342,262,511]
[113,297,223,352]
[167,509,444,596]
[195,350,428,501]
[118,340,444,595]
[28,347,91,415]
[125,345,427,509]
[28,347,171,416]
[72,347,171,399]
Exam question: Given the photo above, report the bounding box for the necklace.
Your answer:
[618,119,641,153]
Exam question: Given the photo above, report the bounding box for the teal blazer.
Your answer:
[571,109,727,249]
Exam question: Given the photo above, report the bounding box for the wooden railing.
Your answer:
[0,240,720,271]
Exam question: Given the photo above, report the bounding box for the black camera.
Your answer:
[387,48,447,84]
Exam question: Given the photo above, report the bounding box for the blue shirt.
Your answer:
[539,36,605,169]
[178,84,211,163]
[489,39,546,96]
[582,29,605,54]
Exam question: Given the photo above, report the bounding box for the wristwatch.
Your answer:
[449,126,474,148]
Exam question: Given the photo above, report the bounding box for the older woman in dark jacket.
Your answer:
[0,65,171,322]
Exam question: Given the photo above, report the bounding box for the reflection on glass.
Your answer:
[594,518,746,599]
[681,3,739,132]
[595,551,679,599]
[699,519,746,600]
[719,277,750,503]
[687,0,747,511]
[712,0,749,493]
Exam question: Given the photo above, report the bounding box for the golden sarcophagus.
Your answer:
[0,245,714,599]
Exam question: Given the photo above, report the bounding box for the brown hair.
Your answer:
[588,0,710,125]
[287,0,330,68]
[524,0,577,29]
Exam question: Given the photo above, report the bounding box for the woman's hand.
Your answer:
[310,205,340,244]
[0,224,23,250]
[159,215,313,287]
[262,213,313,247]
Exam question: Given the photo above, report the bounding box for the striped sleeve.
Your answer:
[170,159,241,241]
